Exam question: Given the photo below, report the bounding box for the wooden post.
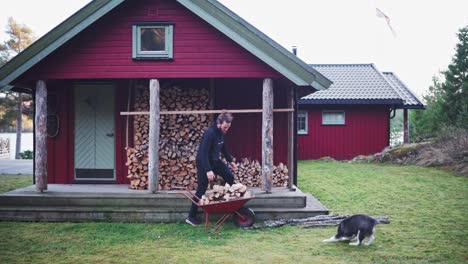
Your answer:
[404,109,409,143]
[287,86,295,190]
[262,78,273,193]
[35,80,47,192]
[15,93,22,159]
[148,79,160,193]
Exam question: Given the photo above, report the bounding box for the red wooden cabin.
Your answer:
[298,64,424,160]
[0,0,331,190]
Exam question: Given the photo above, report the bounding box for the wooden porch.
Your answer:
[0,184,328,223]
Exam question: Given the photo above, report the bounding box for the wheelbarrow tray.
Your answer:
[199,196,253,214]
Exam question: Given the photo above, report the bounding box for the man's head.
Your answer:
[216,111,233,134]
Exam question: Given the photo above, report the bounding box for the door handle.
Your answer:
[106,129,114,137]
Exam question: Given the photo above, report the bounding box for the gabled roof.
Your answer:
[382,72,425,109]
[300,64,424,108]
[0,0,331,91]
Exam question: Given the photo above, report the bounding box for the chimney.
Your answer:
[292,46,297,56]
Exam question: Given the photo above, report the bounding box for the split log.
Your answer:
[199,183,252,205]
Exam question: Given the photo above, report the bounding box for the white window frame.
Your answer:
[132,23,174,60]
[322,110,346,125]
[297,110,308,135]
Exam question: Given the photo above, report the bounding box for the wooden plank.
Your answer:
[35,80,48,192]
[287,86,295,190]
[148,79,160,193]
[120,108,294,116]
[262,78,273,193]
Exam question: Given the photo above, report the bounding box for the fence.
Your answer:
[0,138,10,160]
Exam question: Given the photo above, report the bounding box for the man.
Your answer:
[186,111,238,226]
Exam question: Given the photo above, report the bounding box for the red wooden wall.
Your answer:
[20,0,281,81]
[214,78,289,165]
[298,105,390,160]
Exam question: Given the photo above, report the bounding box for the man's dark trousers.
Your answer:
[188,160,234,218]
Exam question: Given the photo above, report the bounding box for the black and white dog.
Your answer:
[322,214,378,246]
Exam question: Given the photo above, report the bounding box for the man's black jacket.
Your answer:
[196,122,233,172]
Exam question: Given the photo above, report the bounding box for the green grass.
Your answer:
[1,162,467,263]
[0,174,32,193]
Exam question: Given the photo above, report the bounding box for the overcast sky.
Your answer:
[1,0,467,97]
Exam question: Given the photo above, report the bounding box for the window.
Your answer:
[322,110,345,125]
[133,23,174,60]
[297,110,308,135]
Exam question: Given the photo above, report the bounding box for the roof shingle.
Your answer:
[300,64,424,108]
[383,72,425,108]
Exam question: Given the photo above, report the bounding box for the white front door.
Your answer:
[74,83,115,181]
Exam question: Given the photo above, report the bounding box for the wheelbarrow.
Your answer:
[175,187,255,232]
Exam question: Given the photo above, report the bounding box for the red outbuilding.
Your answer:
[298,64,424,160]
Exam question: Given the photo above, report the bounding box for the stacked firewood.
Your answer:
[128,83,211,190]
[126,147,149,190]
[127,82,290,190]
[199,183,253,205]
[233,158,289,187]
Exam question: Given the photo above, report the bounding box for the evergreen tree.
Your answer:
[410,25,468,141]
[440,25,468,128]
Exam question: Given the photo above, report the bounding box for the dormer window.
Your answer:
[132,23,174,60]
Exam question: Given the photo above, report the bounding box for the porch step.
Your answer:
[0,186,307,209]
[0,195,328,222]
[0,185,329,223]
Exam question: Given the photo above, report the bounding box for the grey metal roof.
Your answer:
[300,64,424,108]
[383,72,425,109]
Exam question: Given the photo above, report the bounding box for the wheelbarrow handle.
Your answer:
[172,186,202,206]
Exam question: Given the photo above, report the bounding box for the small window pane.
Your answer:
[322,111,345,125]
[297,111,308,134]
[141,28,166,51]
[133,23,173,60]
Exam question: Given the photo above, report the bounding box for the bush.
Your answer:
[434,127,468,161]
[19,150,33,159]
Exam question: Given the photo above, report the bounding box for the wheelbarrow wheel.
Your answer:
[233,207,255,227]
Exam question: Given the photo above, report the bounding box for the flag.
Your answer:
[376,8,397,37]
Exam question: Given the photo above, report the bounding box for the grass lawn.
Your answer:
[0,174,32,193]
[1,162,467,263]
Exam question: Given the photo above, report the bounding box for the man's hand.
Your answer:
[206,171,215,182]
[229,162,238,171]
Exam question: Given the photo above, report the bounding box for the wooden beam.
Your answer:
[287,86,295,190]
[35,80,47,192]
[148,79,160,193]
[120,108,294,116]
[404,109,409,143]
[262,78,273,193]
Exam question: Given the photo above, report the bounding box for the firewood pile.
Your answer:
[199,183,253,205]
[128,83,211,190]
[233,158,289,187]
[126,82,290,190]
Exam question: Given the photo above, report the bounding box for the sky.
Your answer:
[1,0,467,98]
